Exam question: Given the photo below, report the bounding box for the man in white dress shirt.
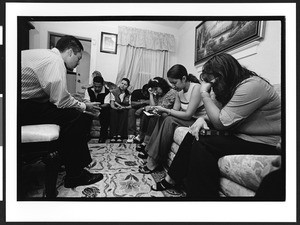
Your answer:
[21,35,103,189]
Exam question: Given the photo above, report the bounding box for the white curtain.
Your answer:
[116,26,175,91]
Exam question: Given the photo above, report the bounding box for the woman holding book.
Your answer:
[139,64,205,173]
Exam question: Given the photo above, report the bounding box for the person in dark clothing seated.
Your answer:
[84,75,111,143]
[109,78,131,142]
[127,84,150,143]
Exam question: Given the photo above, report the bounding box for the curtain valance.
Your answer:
[118,26,176,52]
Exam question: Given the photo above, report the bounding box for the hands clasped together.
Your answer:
[188,79,217,141]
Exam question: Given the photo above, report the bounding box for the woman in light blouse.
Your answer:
[139,64,205,174]
[151,53,281,200]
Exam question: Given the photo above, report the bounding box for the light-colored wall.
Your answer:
[30,20,281,85]
[238,21,281,84]
[29,21,180,84]
[176,21,201,77]
[177,21,281,84]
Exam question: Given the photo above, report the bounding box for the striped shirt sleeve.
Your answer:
[22,49,86,111]
[34,50,86,111]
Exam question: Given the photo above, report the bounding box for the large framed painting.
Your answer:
[195,21,265,65]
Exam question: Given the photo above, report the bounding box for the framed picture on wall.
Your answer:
[100,32,118,54]
[195,21,265,65]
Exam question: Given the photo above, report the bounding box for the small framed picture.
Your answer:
[100,32,118,54]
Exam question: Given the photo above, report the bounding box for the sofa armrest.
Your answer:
[218,155,282,191]
[173,127,189,145]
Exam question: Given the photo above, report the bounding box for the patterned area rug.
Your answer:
[24,139,186,198]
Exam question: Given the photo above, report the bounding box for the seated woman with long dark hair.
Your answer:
[151,53,281,200]
[138,64,205,174]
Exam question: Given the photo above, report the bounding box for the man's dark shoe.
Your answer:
[64,170,104,188]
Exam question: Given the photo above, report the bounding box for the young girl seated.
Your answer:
[139,64,205,173]
[127,84,150,143]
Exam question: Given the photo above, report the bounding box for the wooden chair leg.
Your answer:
[44,151,60,198]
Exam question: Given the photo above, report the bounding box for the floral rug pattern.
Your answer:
[53,141,186,198]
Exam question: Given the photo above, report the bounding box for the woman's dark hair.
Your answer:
[56,35,84,54]
[121,78,130,87]
[200,52,267,106]
[188,73,200,83]
[148,77,171,95]
[167,64,197,82]
[142,84,149,93]
[167,64,188,80]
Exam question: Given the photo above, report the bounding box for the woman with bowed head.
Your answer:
[135,77,177,155]
[138,64,205,174]
[151,53,281,200]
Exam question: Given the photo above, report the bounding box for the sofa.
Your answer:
[168,127,281,197]
[167,84,282,197]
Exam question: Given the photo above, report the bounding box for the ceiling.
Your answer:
[150,21,185,29]
[30,20,187,30]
